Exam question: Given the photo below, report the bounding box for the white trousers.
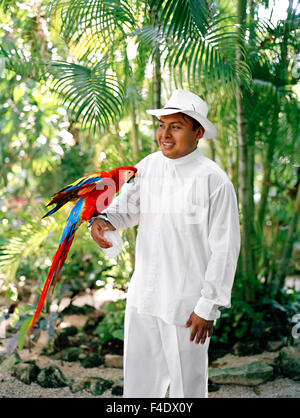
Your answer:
[123,306,210,398]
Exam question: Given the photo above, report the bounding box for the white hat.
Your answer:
[146,89,217,139]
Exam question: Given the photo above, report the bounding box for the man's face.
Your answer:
[156,113,204,159]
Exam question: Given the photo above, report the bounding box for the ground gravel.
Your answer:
[208,377,300,398]
[0,346,123,398]
[1,345,299,398]
[1,369,299,398]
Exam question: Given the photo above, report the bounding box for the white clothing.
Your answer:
[123,306,210,398]
[104,148,241,324]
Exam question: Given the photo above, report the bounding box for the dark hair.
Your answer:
[181,113,203,131]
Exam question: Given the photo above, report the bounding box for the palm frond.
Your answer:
[134,21,251,95]
[0,44,125,133]
[48,0,135,44]
[49,57,125,133]
[148,0,211,38]
[0,43,47,82]
[133,0,252,94]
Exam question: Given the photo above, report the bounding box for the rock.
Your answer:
[61,303,95,316]
[60,325,78,337]
[61,347,85,362]
[53,326,79,351]
[69,379,85,394]
[208,381,220,392]
[37,365,68,388]
[233,341,263,356]
[0,352,21,372]
[102,338,124,356]
[12,362,40,385]
[277,346,300,381]
[111,379,123,396]
[83,312,105,333]
[80,353,104,368]
[60,315,87,329]
[35,330,49,347]
[86,377,114,396]
[68,335,83,347]
[104,354,123,369]
[209,360,274,386]
[266,340,285,352]
[53,333,69,350]
[293,336,300,347]
[70,377,113,396]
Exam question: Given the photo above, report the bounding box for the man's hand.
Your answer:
[184,312,214,344]
[90,218,116,248]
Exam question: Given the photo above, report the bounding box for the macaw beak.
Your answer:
[127,172,137,183]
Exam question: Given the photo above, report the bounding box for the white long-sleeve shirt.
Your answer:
[103,148,241,325]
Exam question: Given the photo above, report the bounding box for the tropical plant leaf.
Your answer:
[0,43,47,82]
[134,21,251,95]
[18,316,33,349]
[48,0,135,44]
[148,0,211,38]
[49,57,125,133]
[132,0,252,94]
[0,44,125,132]
[112,329,124,341]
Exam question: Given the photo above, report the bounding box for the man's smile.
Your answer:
[161,141,175,149]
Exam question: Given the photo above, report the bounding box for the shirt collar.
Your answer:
[160,147,201,165]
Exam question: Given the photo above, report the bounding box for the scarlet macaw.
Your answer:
[29,166,137,332]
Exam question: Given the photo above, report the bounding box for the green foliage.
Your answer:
[0,0,299,354]
[135,1,251,95]
[49,58,126,134]
[49,0,136,46]
[17,316,33,349]
[0,211,61,293]
[94,300,125,343]
[213,292,300,348]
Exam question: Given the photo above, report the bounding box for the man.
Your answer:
[90,89,241,398]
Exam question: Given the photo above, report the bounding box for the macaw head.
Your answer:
[110,166,138,191]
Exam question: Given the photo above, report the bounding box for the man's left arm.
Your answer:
[185,181,241,344]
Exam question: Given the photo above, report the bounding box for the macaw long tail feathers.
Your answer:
[50,227,76,295]
[42,202,64,219]
[28,221,80,333]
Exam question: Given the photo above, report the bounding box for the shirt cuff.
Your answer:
[88,213,118,230]
[194,298,221,321]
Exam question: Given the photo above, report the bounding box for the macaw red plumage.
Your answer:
[28,166,137,333]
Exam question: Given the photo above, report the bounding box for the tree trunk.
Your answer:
[248,134,255,228]
[271,181,300,298]
[257,106,279,230]
[236,0,256,302]
[112,121,125,164]
[151,2,161,152]
[130,99,139,160]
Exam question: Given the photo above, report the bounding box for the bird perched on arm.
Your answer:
[28,166,137,333]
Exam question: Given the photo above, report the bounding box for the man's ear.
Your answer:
[196,126,205,140]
